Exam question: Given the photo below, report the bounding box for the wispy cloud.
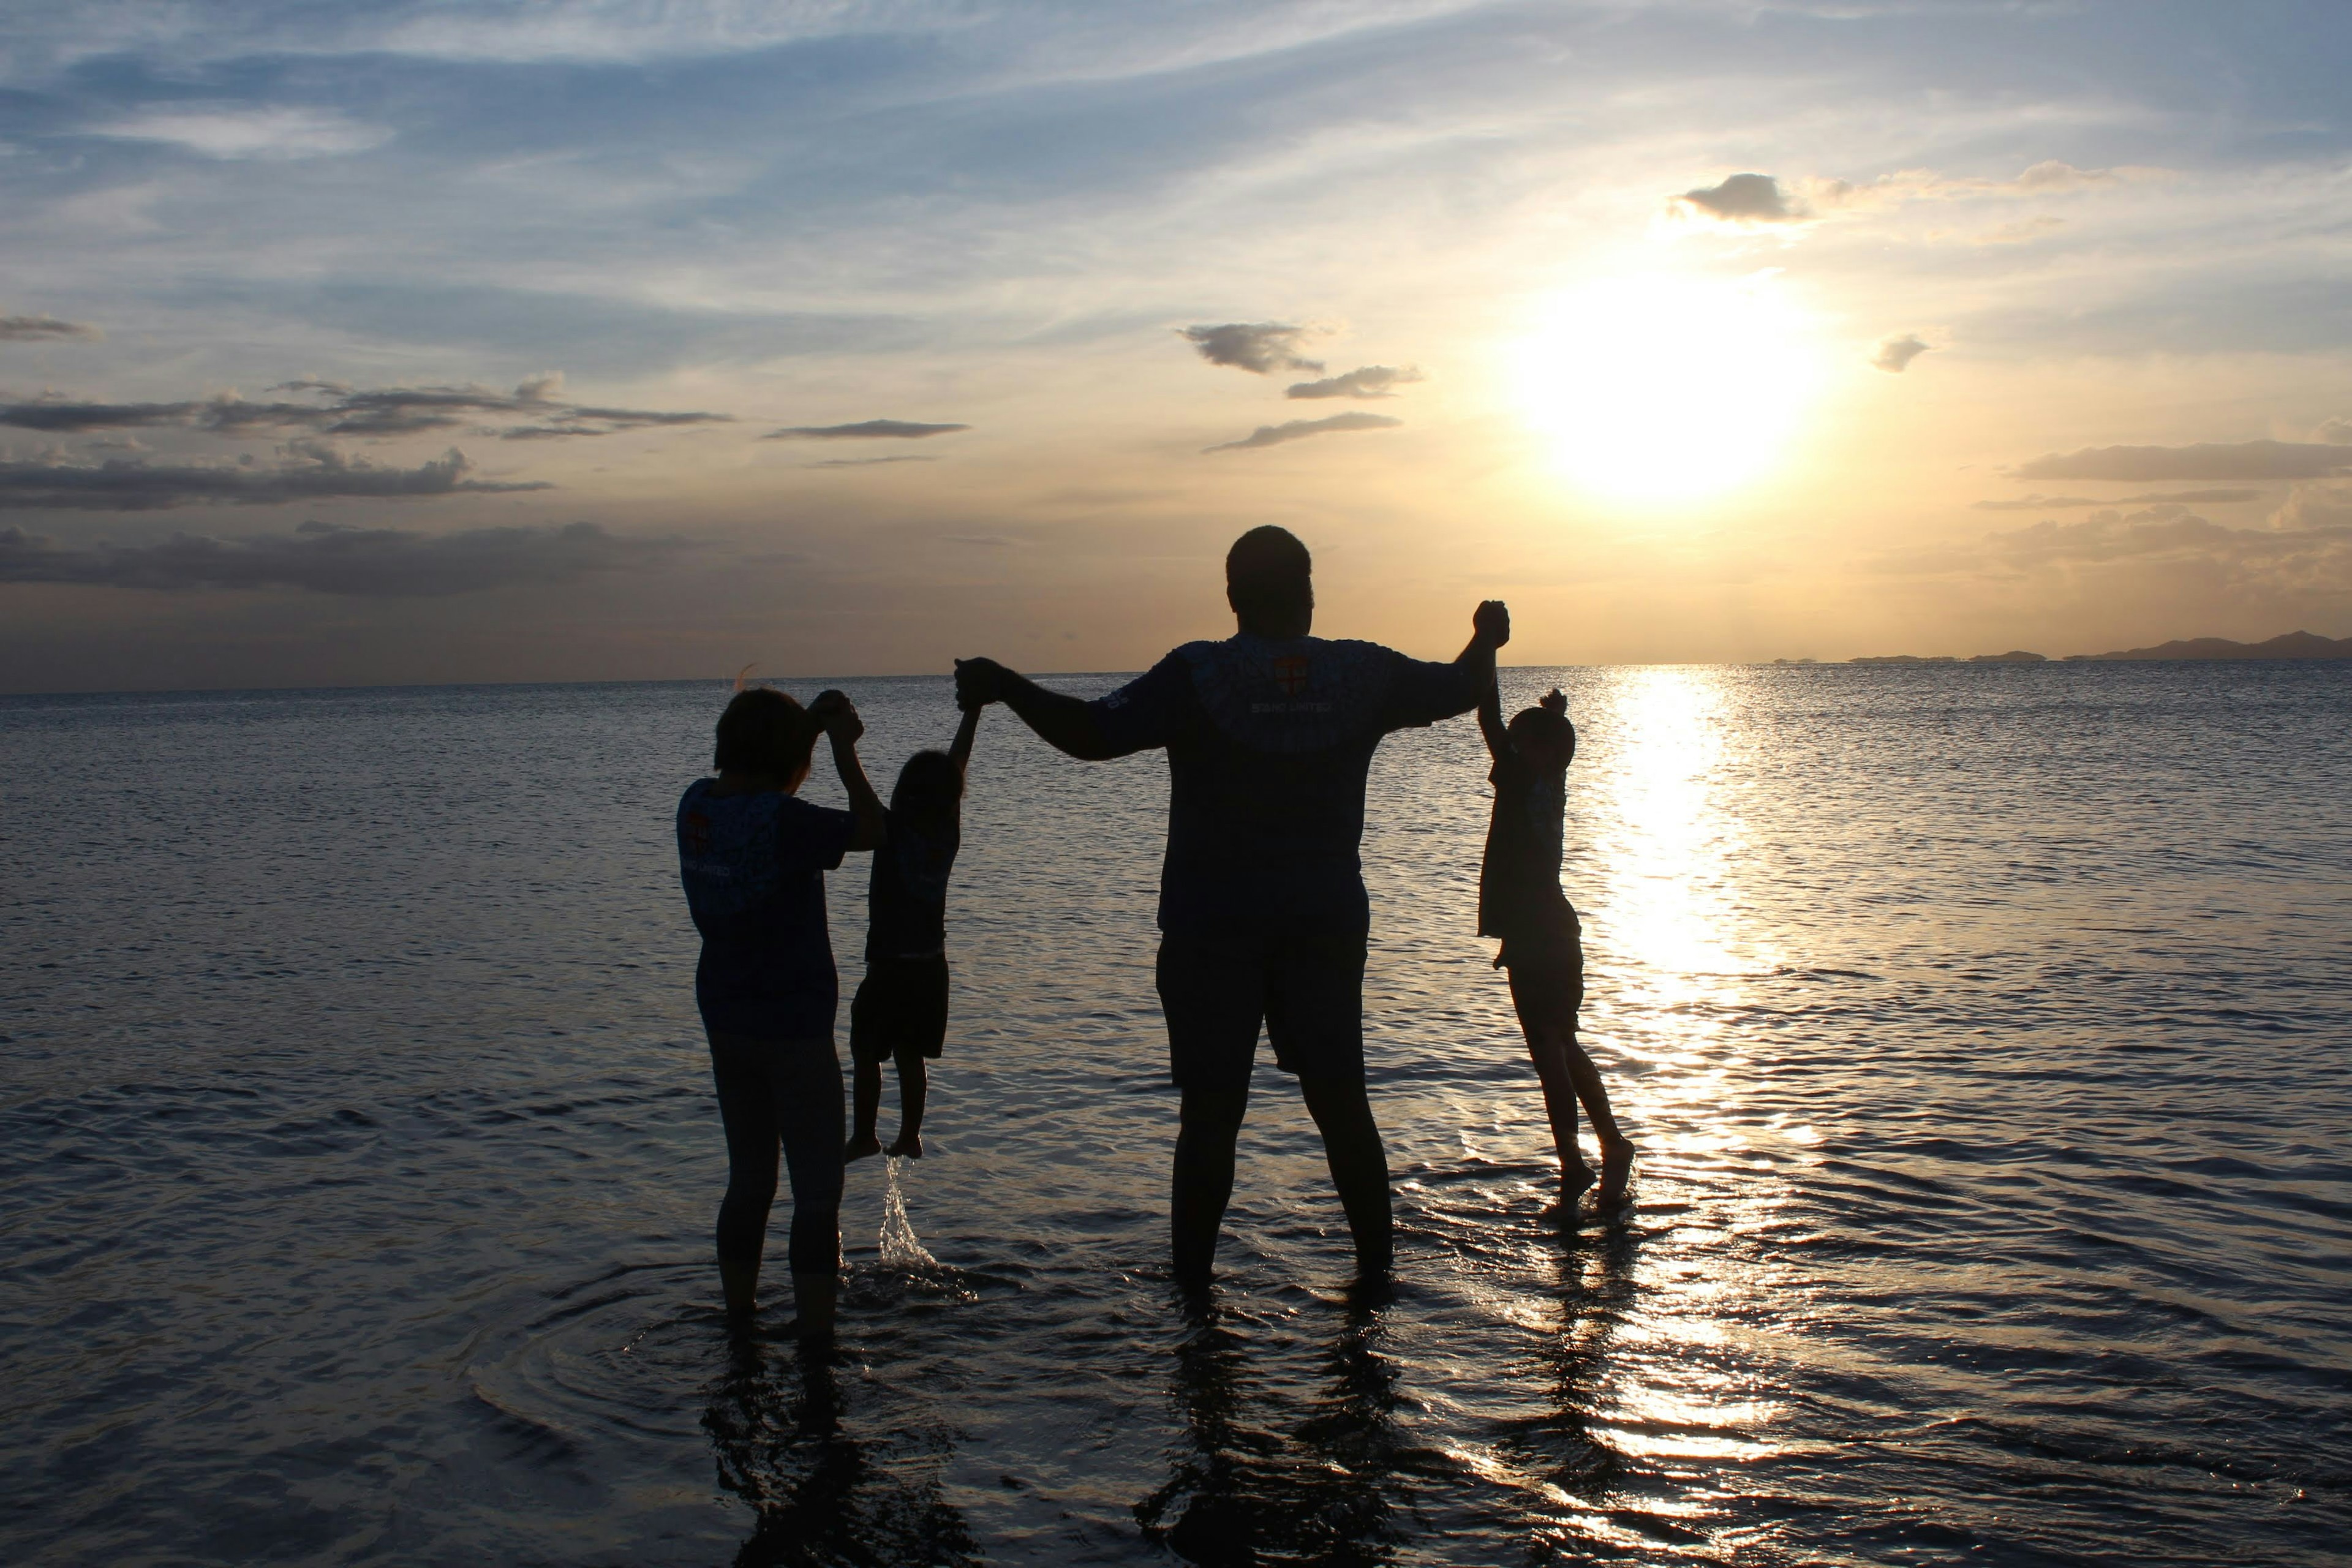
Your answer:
[1180,323,1325,374]
[1204,411,1399,453]
[1286,364,1422,399]
[0,519,674,595]
[0,443,549,511]
[0,374,728,440]
[1871,334,1932,372]
[91,106,394,160]
[0,314,102,342]
[763,420,969,439]
[805,454,938,467]
[2014,441,2352,482]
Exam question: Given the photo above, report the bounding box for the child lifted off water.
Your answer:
[1478,682,1635,1210]
[845,695,984,1162]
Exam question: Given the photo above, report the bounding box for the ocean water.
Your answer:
[2,662,2348,1567]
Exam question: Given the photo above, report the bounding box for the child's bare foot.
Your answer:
[887,1131,923,1159]
[1598,1139,1635,1202]
[844,1134,883,1163]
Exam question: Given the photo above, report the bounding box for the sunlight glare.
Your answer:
[1516,273,1819,505]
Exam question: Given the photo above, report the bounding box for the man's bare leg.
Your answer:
[1527,1031,1596,1202]
[1298,1074,1393,1281]
[1172,1085,1248,1292]
[791,1271,837,1342]
[887,1049,928,1158]
[845,1058,883,1161]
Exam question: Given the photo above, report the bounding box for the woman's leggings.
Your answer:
[707,1031,845,1276]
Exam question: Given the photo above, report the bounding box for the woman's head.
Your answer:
[1507,704,1576,771]
[891,748,963,826]
[714,687,819,789]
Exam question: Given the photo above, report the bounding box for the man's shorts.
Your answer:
[1498,901,1584,1039]
[1155,927,1368,1093]
[850,954,950,1065]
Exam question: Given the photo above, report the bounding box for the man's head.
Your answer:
[1226,525,1313,637]
[714,686,818,791]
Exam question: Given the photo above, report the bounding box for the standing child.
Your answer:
[845,695,984,1161]
[677,686,886,1336]
[1478,682,1635,1209]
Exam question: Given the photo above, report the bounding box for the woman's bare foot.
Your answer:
[887,1131,924,1159]
[844,1134,883,1163]
[1562,1161,1597,1202]
[1598,1139,1635,1202]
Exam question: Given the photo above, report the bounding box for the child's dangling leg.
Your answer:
[888,1046,928,1158]
[1560,1033,1635,1200]
[1526,1028,1595,1200]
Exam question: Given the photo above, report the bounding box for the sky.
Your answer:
[2,0,2349,692]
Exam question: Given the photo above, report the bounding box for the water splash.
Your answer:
[878,1156,937,1270]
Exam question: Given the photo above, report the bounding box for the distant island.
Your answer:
[1808,631,2352,666]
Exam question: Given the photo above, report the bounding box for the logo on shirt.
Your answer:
[1272,655,1310,698]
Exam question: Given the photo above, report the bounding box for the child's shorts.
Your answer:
[850,954,950,1065]
[1498,902,1584,1038]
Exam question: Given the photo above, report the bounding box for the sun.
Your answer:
[1515,272,1821,506]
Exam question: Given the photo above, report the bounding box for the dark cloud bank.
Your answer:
[0,374,726,442]
[0,443,546,511]
[2016,441,2352,481]
[0,519,675,596]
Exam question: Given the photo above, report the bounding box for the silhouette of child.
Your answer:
[1477,682,1635,1209]
[845,697,982,1162]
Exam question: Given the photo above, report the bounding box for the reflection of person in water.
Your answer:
[1136,1305,1440,1561]
[956,526,1507,1291]
[677,687,886,1338]
[704,1340,976,1567]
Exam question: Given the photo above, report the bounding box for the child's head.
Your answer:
[714,687,818,790]
[891,748,964,829]
[1507,703,1576,771]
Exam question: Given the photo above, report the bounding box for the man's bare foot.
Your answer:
[844,1134,883,1163]
[1598,1139,1635,1202]
[887,1131,924,1159]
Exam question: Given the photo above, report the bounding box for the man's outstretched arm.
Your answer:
[955,658,1119,761]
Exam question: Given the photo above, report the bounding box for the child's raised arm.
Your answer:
[948,698,983,778]
[810,691,888,851]
[1477,671,1510,763]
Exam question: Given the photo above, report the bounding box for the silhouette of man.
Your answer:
[957,526,1507,1290]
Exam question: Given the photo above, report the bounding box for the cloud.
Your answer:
[1285,364,1423,400]
[1972,489,2264,511]
[1983,503,2352,587]
[1674,173,1799,224]
[1204,411,1400,453]
[2013,441,2352,482]
[0,377,728,440]
[806,455,938,468]
[762,420,970,440]
[0,519,673,595]
[1179,323,1325,374]
[91,107,394,160]
[2318,417,2352,445]
[0,314,102,342]
[0,443,550,511]
[1871,334,1932,373]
